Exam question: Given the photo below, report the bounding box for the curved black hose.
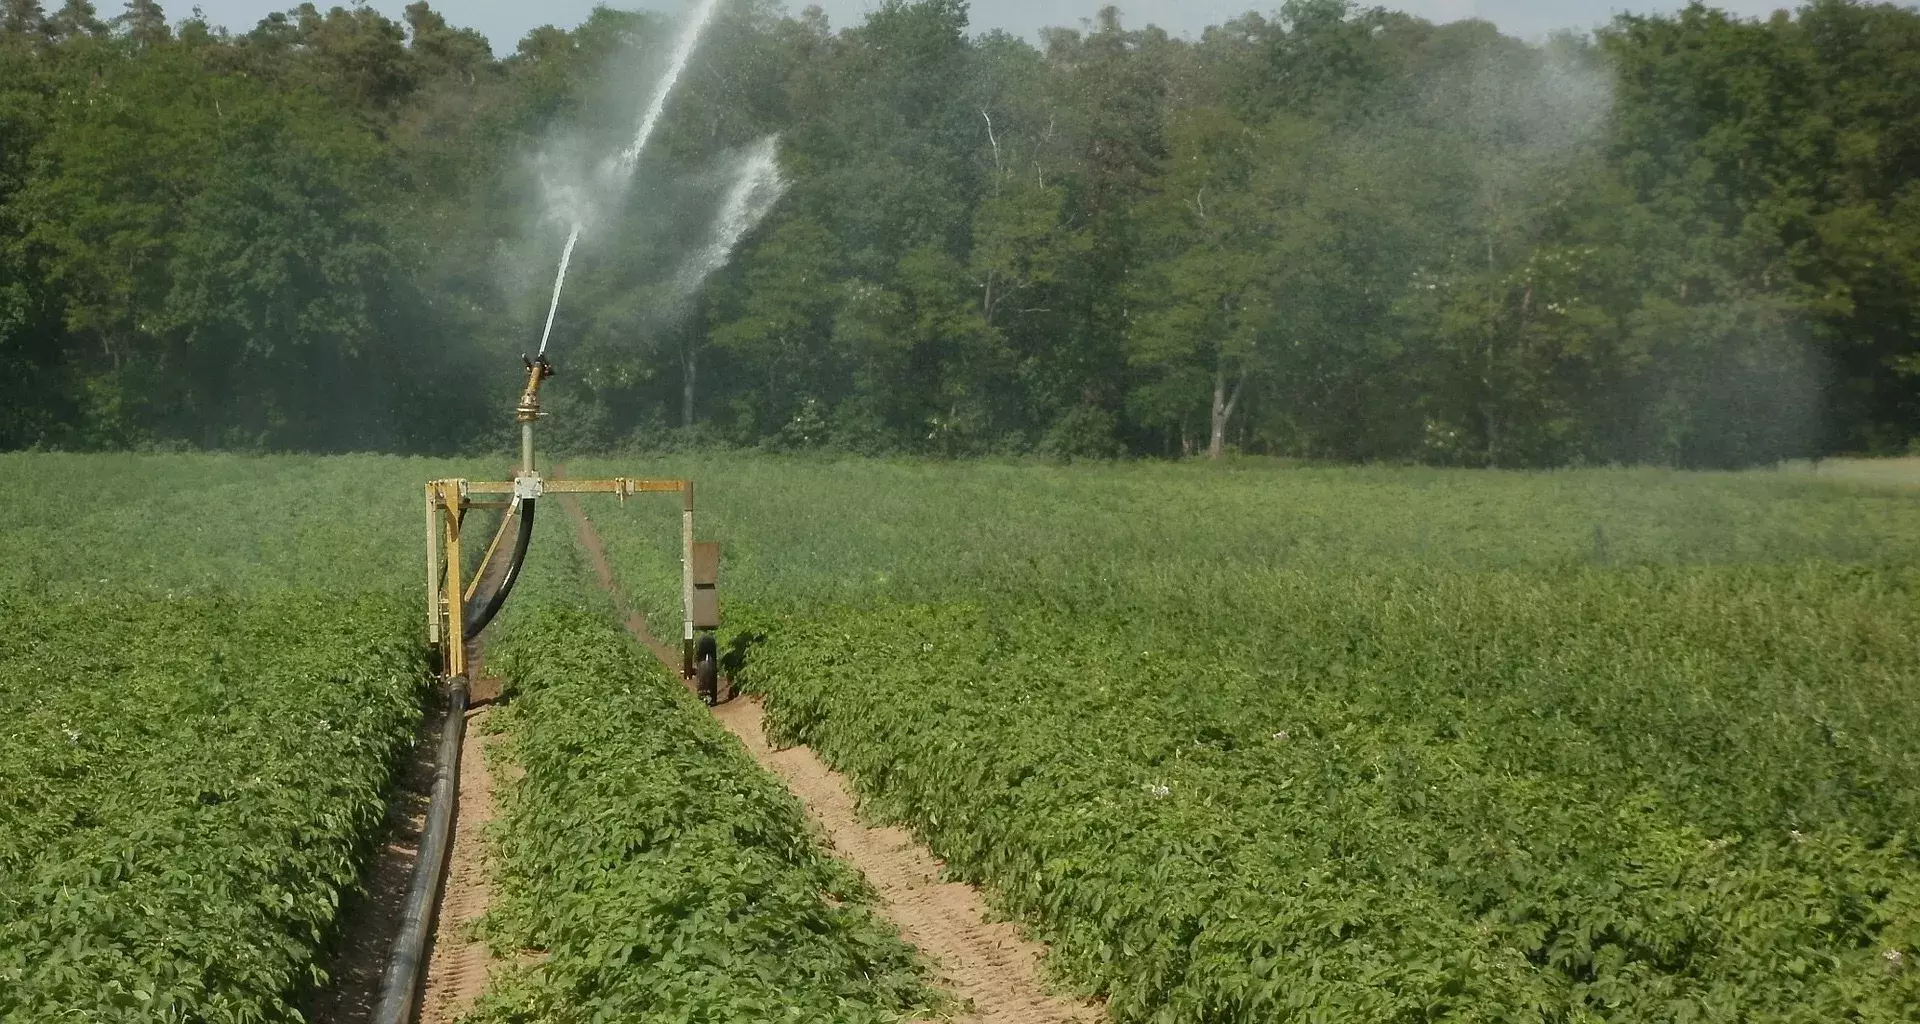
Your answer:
[372,676,465,1024]
[464,497,535,641]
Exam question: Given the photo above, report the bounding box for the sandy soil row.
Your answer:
[416,702,499,1024]
[565,501,1101,1024]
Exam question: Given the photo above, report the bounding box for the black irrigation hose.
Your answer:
[372,675,467,1024]
[464,497,535,641]
[373,494,530,1019]
[372,469,535,1018]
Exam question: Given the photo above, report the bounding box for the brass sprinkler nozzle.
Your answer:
[516,355,554,424]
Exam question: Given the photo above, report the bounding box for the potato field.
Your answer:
[0,454,449,1020]
[2,452,1917,1022]
[578,457,1920,1023]
[469,600,939,1023]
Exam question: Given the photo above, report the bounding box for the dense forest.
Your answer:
[1,0,1915,465]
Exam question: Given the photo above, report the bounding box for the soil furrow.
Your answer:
[314,500,515,1021]
[415,500,520,1022]
[715,697,1101,1023]
[302,697,442,1023]
[563,500,1101,1024]
[416,702,499,1023]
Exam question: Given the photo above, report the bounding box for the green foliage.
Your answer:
[4,1,1919,462]
[471,601,938,1023]
[1038,404,1124,461]
[0,591,427,1021]
[572,454,1920,1022]
[570,453,1920,616]
[0,451,486,594]
[0,1,504,452]
[0,452,476,1018]
[736,574,1920,1022]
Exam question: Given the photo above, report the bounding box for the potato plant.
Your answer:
[573,455,1920,1022]
[0,592,426,1021]
[471,601,938,1023]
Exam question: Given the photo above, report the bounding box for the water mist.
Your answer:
[533,0,725,357]
[675,136,788,299]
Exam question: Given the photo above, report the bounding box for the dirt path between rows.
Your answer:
[415,500,520,1023]
[714,698,1102,1024]
[563,501,1101,1024]
[416,702,499,1023]
[309,501,515,1022]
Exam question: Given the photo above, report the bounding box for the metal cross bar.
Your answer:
[424,475,702,685]
[464,478,687,496]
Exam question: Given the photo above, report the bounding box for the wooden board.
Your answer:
[693,587,720,630]
[692,542,720,586]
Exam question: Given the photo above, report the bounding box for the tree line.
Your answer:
[1,0,1915,465]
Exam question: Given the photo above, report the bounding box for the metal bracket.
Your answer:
[514,474,545,501]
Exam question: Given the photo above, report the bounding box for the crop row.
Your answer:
[470,601,938,1022]
[729,565,1920,1023]
[577,457,1920,1021]
[0,591,426,1021]
[0,452,487,596]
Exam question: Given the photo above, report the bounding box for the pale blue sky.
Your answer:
[175,0,1816,50]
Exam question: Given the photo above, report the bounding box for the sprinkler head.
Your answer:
[516,354,555,423]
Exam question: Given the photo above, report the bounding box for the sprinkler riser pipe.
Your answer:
[515,356,552,477]
[682,481,695,676]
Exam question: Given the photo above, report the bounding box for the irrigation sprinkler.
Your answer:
[382,6,744,1016]
[422,354,722,693]
[388,353,723,1023]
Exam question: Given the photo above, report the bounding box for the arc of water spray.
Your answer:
[676,136,787,297]
[605,0,724,187]
[538,0,724,357]
[536,224,580,358]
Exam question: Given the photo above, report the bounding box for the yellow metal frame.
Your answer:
[425,477,698,681]
[425,353,706,681]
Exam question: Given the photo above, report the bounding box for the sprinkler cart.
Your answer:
[422,354,722,697]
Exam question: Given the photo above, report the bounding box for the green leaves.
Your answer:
[0,591,428,1022]
[471,602,937,1023]
[730,570,1920,1022]
[572,454,1920,1023]
[5,2,1919,460]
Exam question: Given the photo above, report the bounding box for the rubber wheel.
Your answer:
[696,654,718,705]
[692,634,720,704]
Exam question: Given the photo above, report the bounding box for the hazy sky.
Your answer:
[181,0,1808,50]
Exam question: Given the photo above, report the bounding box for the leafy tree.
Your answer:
[48,0,104,41]
[113,0,164,46]
[1128,106,1277,459]
[3,0,51,45]
[709,215,841,439]
[0,0,1916,463]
